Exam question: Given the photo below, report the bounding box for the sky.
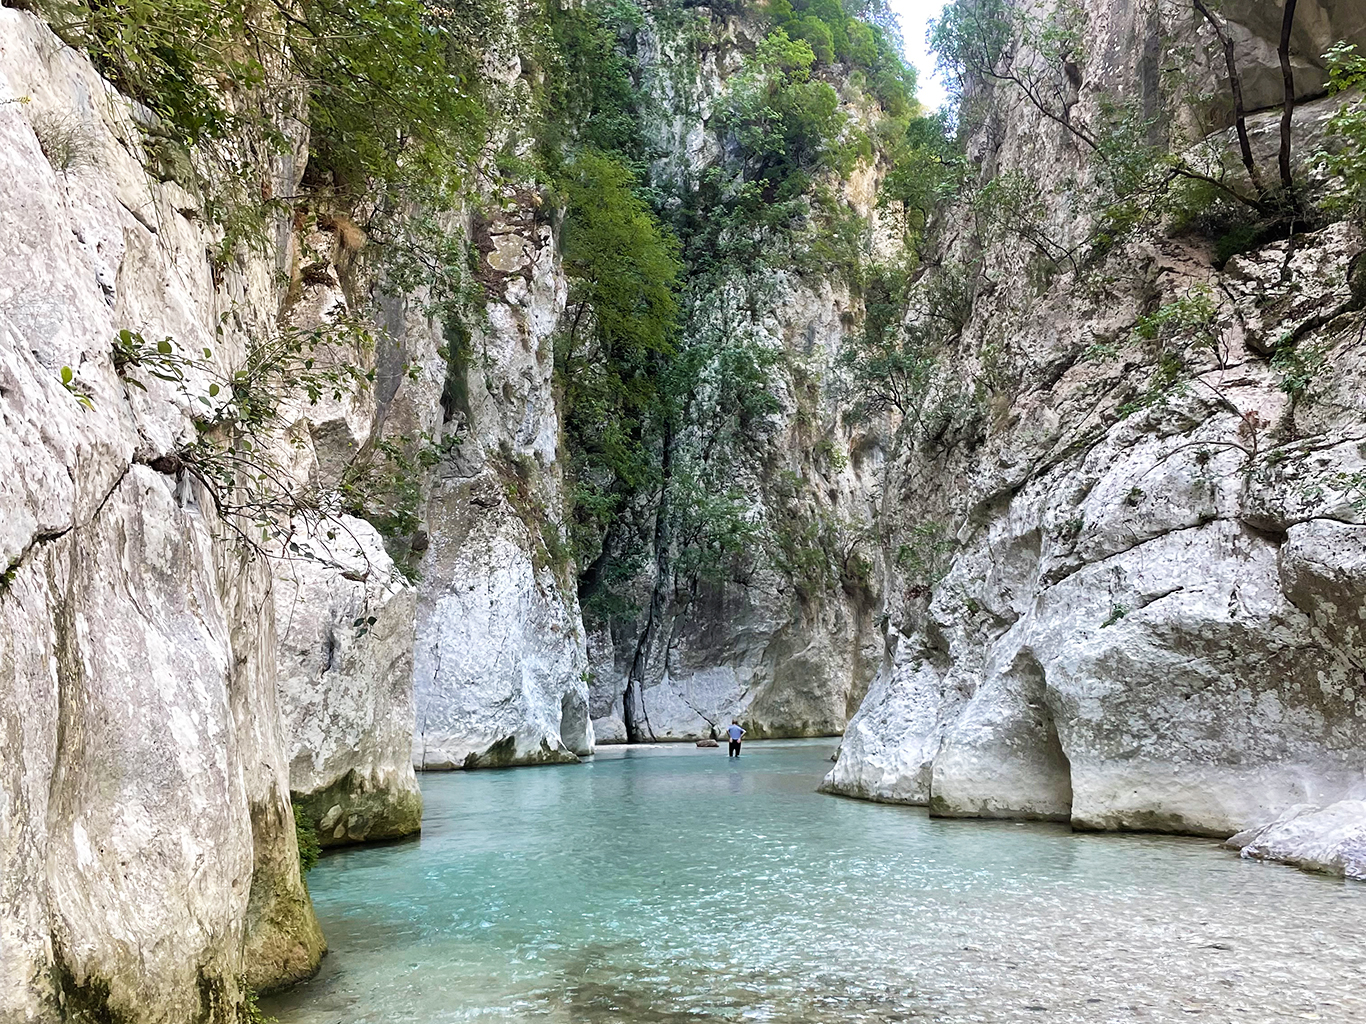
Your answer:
[885,0,950,112]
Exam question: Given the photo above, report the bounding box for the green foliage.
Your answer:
[555,149,682,568]
[930,0,1015,107]
[1101,604,1128,627]
[293,805,320,876]
[669,471,766,586]
[877,112,964,230]
[766,0,915,114]
[1271,342,1328,402]
[1133,286,1222,357]
[932,0,1086,119]
[668,5,922,284]
[836,262,936,422]
[930,0,1290,263]
[1054,514,1084,539]
[559,152,680,376]
[537,0,647,169]
[58,365,93,411]
[27,110,101,173]
[1321,42,1366,218]
[813,437,848,471]
[722,30,859,200]
[115,318,376,431]
[38,0,489,252]
[1165,177,1276,266]
[1121,288,1233,420]
[301,0,487,207]
[766,471,867,601]
[894,520,954,597]
[1117,350,1188,419]
[340,432,459,546]
[493,450,575,588]
[108,319,448,567]
[238,988,276,1024]
[36,0,263,148]
[971,170,1075,269]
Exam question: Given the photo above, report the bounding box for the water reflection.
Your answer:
[264,741,1366,1024]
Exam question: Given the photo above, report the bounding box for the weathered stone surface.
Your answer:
[819,638,962,804]
[415,472,593,769]
[220,542,328,993]
[0,11,322,1019]
[409,199,596,770]
[825,0,1366,875]
[275,517,421,846]
[1220,0,1366,113]
[1231,801,1366,880]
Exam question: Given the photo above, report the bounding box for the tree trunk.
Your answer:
[1278,0,1299,191]
[1193,0,1264,195]
[622,422,674,744]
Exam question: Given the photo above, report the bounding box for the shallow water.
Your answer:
[264,740,1366,1024]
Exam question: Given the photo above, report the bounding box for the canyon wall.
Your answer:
[5,2,1363,1020]
[584,8,897,744]
[824,0,1366,879]
[0,13,324,1018]
[2,4,892,1013]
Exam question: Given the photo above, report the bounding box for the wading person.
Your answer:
[727,720,745,758]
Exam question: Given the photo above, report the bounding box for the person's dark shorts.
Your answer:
[728,739,741,756]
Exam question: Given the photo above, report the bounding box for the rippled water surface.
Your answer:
[264,741,1366,1024]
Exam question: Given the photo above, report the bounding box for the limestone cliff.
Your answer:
[824,0,1366,880]
[412,196,596,770]
[582,6,901,744]
[0,11,323,1017]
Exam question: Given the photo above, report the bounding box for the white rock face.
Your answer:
[274,518,422,845]
[415,472,594,768]
[0,12,322,1019]
[826,0,1366,878]
[411,205,594,769]
[1229,801,1366,880]
[819,638,963,804]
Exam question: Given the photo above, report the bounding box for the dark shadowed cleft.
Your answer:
[51,951,132,1024]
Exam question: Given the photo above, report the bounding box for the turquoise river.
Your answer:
[263,740,1366,1024]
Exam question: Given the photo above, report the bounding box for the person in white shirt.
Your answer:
[726,720,745,757]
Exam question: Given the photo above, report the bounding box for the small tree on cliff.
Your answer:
[928,0,1313,262]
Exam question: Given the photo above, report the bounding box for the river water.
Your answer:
[264,740,1366,1024]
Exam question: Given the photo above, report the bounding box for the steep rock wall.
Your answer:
[826,0,1366,878]
[585,7,897,744]
[0,11,324,1017]
[410,198,596,770]
[275,520,421,846]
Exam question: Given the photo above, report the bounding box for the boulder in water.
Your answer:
[1228,801,1366,880]
[696,738,719,748]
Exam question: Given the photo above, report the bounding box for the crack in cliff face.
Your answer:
[2,462,134,594]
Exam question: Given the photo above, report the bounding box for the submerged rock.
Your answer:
[1229,802,1366,881]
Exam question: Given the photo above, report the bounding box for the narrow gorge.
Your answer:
[1,0,1364,1019]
